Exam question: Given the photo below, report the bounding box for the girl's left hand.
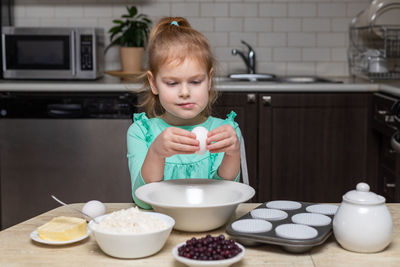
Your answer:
[206,124,240,156]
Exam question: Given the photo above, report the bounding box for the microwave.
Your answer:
[1,27,104,80]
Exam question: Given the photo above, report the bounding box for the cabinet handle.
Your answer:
[262,96,272,106]
[385,115,395,123]
[377,110,395,122]
[247,93,256,103]
[386,183,396,188]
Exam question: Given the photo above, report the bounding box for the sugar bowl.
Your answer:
[333,182,393,253]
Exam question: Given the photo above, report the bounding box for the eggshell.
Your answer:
[82,200,106,220]
[191,126,208,155]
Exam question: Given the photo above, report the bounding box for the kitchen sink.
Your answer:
[276,76,343,83]
[228,73,276,82]
[218,74,342,83]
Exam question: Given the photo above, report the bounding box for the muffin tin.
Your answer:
[225,200,338,253]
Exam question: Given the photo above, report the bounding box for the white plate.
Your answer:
[30,228,91,245]
[172,241,245,267]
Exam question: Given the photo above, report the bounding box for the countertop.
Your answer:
[1,203,399,266]
[0,75,400,97]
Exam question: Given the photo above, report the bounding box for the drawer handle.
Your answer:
[247,93,256,103]
[386,183,396,188]
[262,96,271,106]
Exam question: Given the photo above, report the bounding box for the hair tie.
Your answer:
[170,21,179,26]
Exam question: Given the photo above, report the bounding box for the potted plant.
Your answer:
[106,6,152,73]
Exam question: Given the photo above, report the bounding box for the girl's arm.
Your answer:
[128,124,198,209]
[141,127,199,183]
[207,124,241,180]
[127,123,152,209]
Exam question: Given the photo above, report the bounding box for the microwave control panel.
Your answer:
[80,35,93,71]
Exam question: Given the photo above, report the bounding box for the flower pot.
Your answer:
[120,47,144,73]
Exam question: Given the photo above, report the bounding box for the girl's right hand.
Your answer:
[149,127,199,158]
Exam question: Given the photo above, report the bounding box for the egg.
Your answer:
[82,200,106,220]
[191,126,208,155]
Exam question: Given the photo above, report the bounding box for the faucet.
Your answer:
[231,40,256,74]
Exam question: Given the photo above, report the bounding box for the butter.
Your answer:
[38,216,87,241]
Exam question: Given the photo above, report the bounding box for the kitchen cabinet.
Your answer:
[371,93,400,202]
[259,93,377,202]
[214,92,378,203]
[212,93,258,201]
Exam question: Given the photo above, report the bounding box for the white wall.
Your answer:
[14,0,371,77]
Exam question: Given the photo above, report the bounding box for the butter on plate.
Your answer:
[38,216,87,241]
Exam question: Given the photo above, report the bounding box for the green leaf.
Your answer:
[142,18,152,24]
[112,19,123,25]
[128,6,138,18]
[135,14,146,19]
[109,25,122,34]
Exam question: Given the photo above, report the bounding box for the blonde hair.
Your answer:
[140,17,217,118]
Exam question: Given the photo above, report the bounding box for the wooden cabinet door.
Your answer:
[258,93,377,202]
[212,92,258,201]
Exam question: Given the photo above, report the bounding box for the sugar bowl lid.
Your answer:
[343,182,385,205]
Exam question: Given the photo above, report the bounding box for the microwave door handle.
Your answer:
[71,31,76,76]
[1,34,6,72]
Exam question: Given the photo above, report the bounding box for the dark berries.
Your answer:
[177,234,242,261]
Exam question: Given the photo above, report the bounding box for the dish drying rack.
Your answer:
[348,25,400,81]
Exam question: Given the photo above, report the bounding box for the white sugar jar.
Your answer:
[333,182,393,253]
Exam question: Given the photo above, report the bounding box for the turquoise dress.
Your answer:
[127,111,241,209]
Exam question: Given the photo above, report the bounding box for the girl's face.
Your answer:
[148,57,213,126]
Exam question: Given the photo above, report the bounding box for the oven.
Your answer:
[372,92,400,202]
[0,92,137,229]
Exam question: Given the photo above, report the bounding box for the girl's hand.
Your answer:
[207,125,240,156]
[149,127,199,158]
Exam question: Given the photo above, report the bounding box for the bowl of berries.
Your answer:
[172,234,245,267]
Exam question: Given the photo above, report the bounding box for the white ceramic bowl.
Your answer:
[172,241,245,267]
[88,212,175,259]
[135,179,255,232]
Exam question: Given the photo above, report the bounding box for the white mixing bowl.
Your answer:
[88,212,175,259]
[135,179,255,232]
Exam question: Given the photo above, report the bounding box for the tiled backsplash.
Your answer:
[14,0,371,77]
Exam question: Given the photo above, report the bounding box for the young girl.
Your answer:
[127,17,242,209]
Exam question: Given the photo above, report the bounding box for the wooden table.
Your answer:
[1,203,400,266]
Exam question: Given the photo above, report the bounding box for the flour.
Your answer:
[92,207,167,234]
